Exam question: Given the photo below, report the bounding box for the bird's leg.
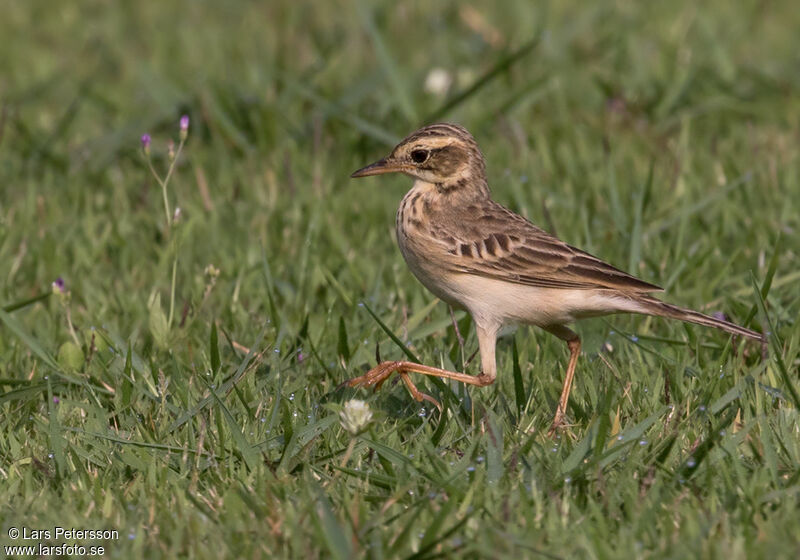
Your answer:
[344,323,499,410]
[545,325,581,435]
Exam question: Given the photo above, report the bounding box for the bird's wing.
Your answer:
[435,202,663,293]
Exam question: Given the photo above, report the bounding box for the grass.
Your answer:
[1,0,799,557]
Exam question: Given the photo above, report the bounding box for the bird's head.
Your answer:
[351,123,489,196]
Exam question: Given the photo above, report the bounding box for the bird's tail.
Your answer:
[635,296,763,341]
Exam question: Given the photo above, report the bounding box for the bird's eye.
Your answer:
[410,149,429,164]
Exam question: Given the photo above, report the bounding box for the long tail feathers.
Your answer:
[637,296,764,342]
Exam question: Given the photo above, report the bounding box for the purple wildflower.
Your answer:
[53,396,60,404]
[141,133,151,155]
[179,115,189,140]
[52,277,66,293]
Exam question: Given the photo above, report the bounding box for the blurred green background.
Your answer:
[1,0,799,558]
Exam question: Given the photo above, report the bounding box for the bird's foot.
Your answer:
[547,409,571,438]
[343,361,442,411]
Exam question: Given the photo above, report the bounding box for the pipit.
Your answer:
[345,122,762,432]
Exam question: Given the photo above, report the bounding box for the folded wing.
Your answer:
[439,202,662,293]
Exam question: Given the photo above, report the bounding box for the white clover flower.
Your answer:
[339,399,373,435]
[424,68,452,97]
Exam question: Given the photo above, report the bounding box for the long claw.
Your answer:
[398,373,442,412]
[420,392,443,412]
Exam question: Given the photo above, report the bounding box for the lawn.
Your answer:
[1,0,799,558]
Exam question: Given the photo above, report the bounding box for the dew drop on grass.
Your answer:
[699,405,706,412]
[617,435,624,441]
[289,393,295,401]
[467,466,475,472]
[418,408,426,417]
[687,457,696,468]
[564,476,571,484]
[630,335,639,342]
[551,447,558,453]
[48,453,54,459]
[719,430,726,436]
[476,456,484,463]
[261,418,266,423]
[128,533,136,540]
[639,439,647,446]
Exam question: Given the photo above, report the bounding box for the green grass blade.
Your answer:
[357,1,417,123]
[361,301,420,362]
[750,273,799,409]
[311,486,354,560]
[0,307,60,370]
[2,291,51,312]
[202,375,258,470]
[426,35,540,122]
[210,321,221,374]
[511,339,526,416]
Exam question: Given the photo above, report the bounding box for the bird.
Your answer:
[344,122,763,433]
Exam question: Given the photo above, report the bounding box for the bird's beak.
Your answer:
[351,158,405,178]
